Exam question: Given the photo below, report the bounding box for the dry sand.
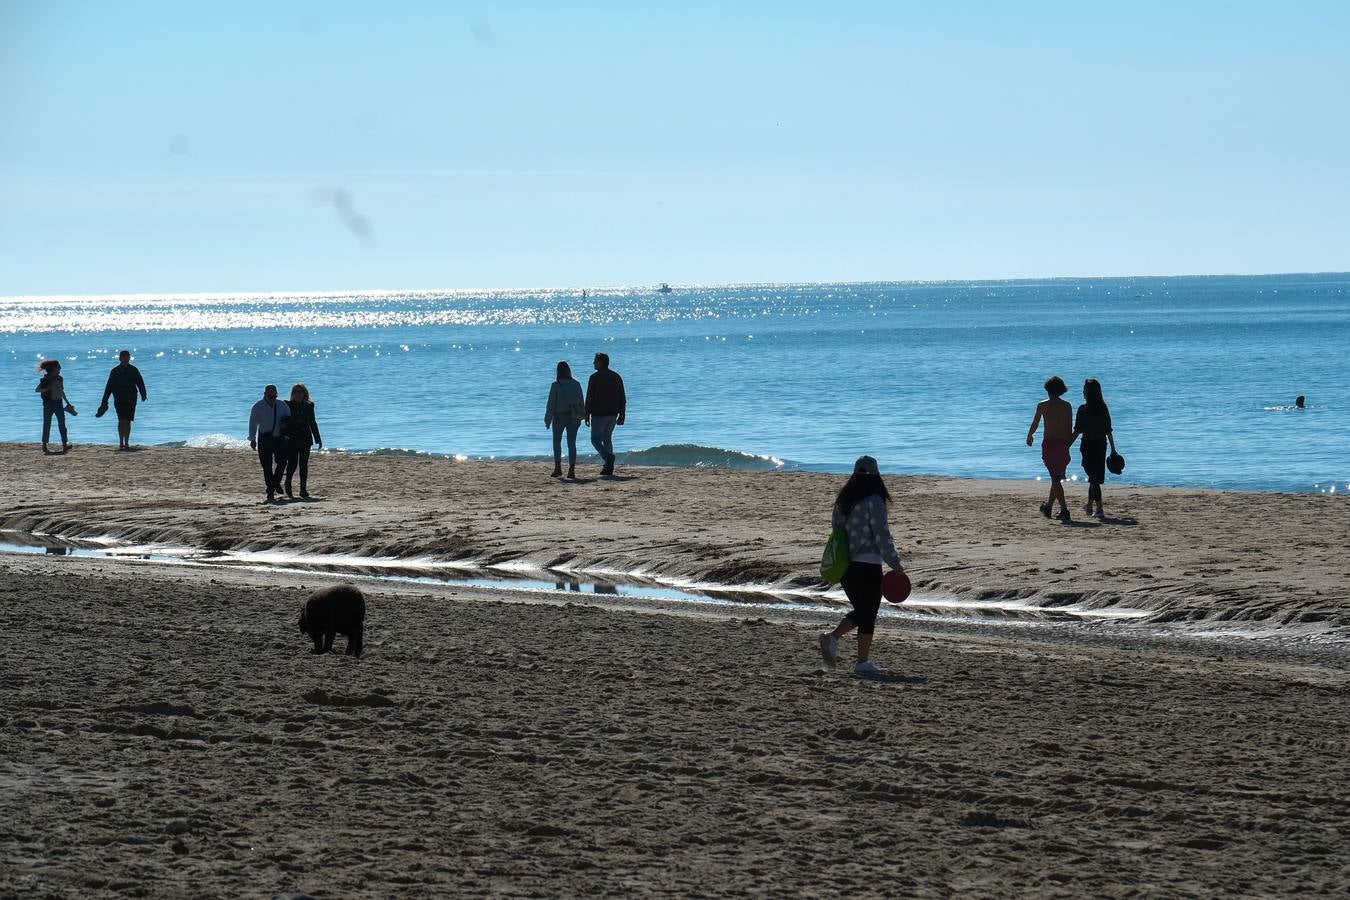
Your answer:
[2,443,1349,896]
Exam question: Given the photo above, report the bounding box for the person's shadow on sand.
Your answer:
[1059,515,1138,529]
[1060,516,1139,528]
[601,474,640,482]
[856,672,928,685]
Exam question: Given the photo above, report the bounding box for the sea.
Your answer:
[3,274,1348,494]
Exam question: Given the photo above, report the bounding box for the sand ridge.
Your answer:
[2,443,1348,636]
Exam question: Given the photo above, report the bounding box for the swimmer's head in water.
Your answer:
[1296,395,1306,408]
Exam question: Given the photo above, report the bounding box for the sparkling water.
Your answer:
[3,274,1347,493]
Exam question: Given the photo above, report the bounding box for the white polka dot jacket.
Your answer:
[831,494,903,570]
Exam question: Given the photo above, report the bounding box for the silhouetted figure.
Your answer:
[248,384,291,503]
[1027,376,1073,521]
[1070,378,1118,519]
[1296,395,1306,409]
[35,359,71,453]
[545,360,585,478]
[97,350,147,449]
[584,352,626,478]
[281,383,323,498]
[818,456,905,675]
[299,584,365,657]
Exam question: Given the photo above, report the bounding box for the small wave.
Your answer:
[338,446,471,461]
[619,443,793,471]
[161,433,252,451]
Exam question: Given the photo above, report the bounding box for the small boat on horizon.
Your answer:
[657,283,673,293]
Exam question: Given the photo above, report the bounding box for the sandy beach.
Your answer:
[3,443,1349,896]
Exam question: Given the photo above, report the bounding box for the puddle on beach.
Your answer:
[1,531,1156,628]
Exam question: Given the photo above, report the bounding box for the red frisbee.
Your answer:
[882,570,912,604]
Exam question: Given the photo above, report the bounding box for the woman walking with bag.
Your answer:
[35,359,74,454]
[1070,378,1119,519]
[544,360,585,479]
[818,455,905,674]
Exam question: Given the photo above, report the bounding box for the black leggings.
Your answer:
[841,562,883,635]
[283,444,311,492]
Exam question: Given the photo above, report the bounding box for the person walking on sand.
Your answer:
[97,350,148,450]
[280,383,322,499]
[544,360,585,479]
[35,359,72,454]
[248,384,291,503]
[584,352,626,478]
[818,455,905,675]
[1027,375,1074,521]
[1070,378,1118,519]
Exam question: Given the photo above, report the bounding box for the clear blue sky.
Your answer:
[3,0,1348,294]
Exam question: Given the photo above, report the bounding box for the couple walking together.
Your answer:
[544,352,626,479]
[34,351,150,453]
[1027,376,1121,521]
[248,383,323,502]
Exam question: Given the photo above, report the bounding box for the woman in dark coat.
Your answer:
[281,383,323,498]
[1071,378,1118,519]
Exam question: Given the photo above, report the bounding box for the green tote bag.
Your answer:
[819,526,850,583]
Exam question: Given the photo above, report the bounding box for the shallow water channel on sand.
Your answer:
[0,529,1160,629]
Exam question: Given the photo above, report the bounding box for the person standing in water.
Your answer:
[584,352,626,478]
[1027,375,1074,521]
[818,455,905,675]
[544,360,585,479]
[35,359,72,454]
[97,350,148,450]
[248,384,291,503]
[280,383,322,498]
[1071,378,1118,519]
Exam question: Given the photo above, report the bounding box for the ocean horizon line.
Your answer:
[4,270,1349,303]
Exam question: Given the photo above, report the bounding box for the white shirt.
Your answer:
[249,399,291,441]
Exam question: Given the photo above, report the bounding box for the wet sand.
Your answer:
[2,443,1349,896]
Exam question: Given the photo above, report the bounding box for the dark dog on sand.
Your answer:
[298,584,365,657]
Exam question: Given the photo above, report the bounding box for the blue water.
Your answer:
[3,275,1348,493]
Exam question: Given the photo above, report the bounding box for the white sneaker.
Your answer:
[854,660,885,675]
[818,633,838,668]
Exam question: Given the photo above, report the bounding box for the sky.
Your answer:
[2,0,1349,295]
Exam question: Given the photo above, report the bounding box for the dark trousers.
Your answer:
[841,562,883,635]
[257,434,286,495]
[283,443,311,493]
[42,401,68,445]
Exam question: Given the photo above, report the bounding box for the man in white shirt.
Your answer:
[248,384,291,503]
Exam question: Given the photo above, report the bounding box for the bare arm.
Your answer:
[1026,406,1042,446]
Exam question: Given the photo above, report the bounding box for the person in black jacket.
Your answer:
[281,383,323,498]
[584,352,626,478]
[97,350,148,449]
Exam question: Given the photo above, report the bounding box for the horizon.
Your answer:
[4,269,1350,304]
